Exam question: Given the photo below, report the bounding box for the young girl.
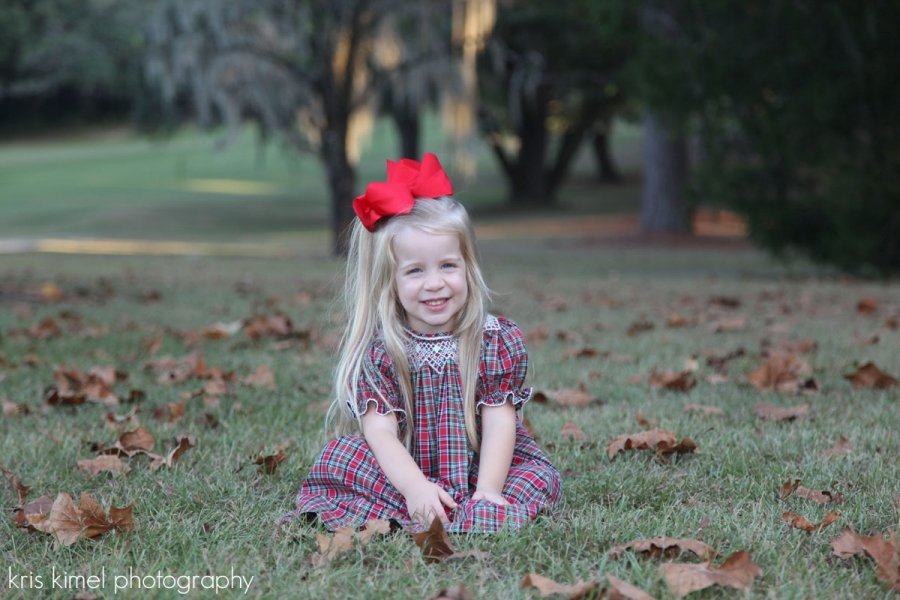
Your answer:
[294,154,561,533]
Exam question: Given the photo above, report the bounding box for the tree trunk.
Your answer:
[641,110,689,232]
[392,97,420,160]
[510,89,550,205]
[321,128,357,255]
[593,123,622,183]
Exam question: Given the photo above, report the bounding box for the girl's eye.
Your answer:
[442,263,456,269]
[407,268,422,275]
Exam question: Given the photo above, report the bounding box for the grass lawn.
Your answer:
[0,115,644,242]
[1,244,899,599]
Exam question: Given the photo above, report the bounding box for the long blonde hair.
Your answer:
[325,196,491,451]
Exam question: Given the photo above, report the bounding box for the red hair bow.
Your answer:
[352,153,453,231]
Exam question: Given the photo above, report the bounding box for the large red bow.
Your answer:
[352,153,453,231]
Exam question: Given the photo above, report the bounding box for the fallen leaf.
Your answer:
[830,526,900,590]
[1,459,30,503]
[683,404,724,416]
[521,573,600,599]
[313,518,390,565]
[77,455,131,477]
[609,537,716,560]
[25,492,133,547]
[532,388,593,408]
[427,583,476,600]
[708,317,746,333]
[702,347,745,372]
[648,369,696,392]
[660,550,762,598]
[820,436,853,458]
[607,429,697,461]
[13,495,54,529]
[561,421,585,441]
[561,347,599,359]
[605,574,657,600]
[709,296,741,308]
[244,365,277,388]
[153,401,185,423]
[844,362,899,389]
[150,436,195,470]
[413,517,456,563]
[783,511,840,533]
[627,320,654,336]
[252,450,287,475]
[857,296,879,315]
[116,426,156,455]
[851,334,879,347]
[636,410,651,428]
[746,352,811,394]
[753,402,809,422]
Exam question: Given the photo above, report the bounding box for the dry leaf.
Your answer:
[780,339,818,354]
[413,517,456,563]
[25,492,133,547]
[427,583,476,600]
[313,518,390,565]
[532,388,593,408]
[683,404,724,416]
[150,436,195,470]
[830,526,900,590]
[115,426,155,455]
[609,537,717,560]
[660,550,762,598]
[844,362,899,389]
[153,401,185,423]
[746,352,811,394]
[627,320,654,336]
[244,365,277,388]
[1,459,30,503]
[561,347,599,359]
[605,574,657,600]
[636,410,651,428]
[561,421,585,441]
[820,436,853,458]
[648,369,696,392]
[252,450,287,475]
[708,317,746,333]
[857,296,880,315]
[851,334,880,347]
[13,495,54,529]
[607,429,697,461]
[753,402,809,422]
[521,573,600,599]
[783,511,841,533]
[77,455,131,477]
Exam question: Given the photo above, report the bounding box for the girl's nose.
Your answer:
[423,271,443,290]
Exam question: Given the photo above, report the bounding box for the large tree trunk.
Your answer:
[321,128,357,255]
[592,122,622,183]
[510,89,550,205]
[641,110,689,232]
[391,97,420,160]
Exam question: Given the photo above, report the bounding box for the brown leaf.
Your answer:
[118,426,155,454]
[252,450,287,475]
[30,317,62,339]
[777,479,801,499]
[746,352,811,393]
[796,486,844,504]
[783,511,841,533]
[413,517,456,563]
[627,320,654,336]
[244,365,277,388]
[820,435,853,458]
[709,295,741,308]
[683,403,724,416]
[606,574,657,600]
[660,550,763,598]
[77,455,132,477]
[636,410,651,428]
[753,402,809,422]
[844,362,899,389]
[830,527,900,590]
[1,460,31,503]
[781,339,818,354]
[857,296,880,315]
[607,429,696,461]
[313,518,390,565]
[521,573,600,599]
[851,334,880,347]
[609,536,717,560]
[153,401,185,423]
[561,347,600,359]
[708,317,746,333]
[532,388,593,408]
[13,495,53,529]
[150,435,195,470]
[648,368,696,392]
[27,492,85,546]
[561,421,585,441]
[427,583,477,600]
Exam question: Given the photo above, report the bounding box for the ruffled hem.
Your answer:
[476,387,532,412]
[347,398,407,422]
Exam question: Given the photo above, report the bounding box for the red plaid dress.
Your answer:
[294,315,561,533]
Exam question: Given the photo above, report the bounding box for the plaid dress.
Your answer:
[294,315,561,533]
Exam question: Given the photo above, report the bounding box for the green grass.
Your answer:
[0,116,644,241]
[1,246,899,599]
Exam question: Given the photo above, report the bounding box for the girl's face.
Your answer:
[393,227,468,334]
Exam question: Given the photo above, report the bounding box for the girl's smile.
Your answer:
[393,228,468,334]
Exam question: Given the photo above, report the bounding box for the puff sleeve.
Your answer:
[477,316,532,411]
[346,340,407,429]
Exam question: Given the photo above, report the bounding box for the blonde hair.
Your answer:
[325,196,491,451]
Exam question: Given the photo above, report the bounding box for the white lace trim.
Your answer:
[348,398,407,420]
[476,387,533,411]
[406,314,502,371]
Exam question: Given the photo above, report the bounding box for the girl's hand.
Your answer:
[472,489,508,506]
[403,481,458,528]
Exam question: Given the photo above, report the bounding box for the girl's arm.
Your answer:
[362,409,457,527]
[473,400,517,505]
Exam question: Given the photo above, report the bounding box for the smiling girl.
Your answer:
[292,154,560,532]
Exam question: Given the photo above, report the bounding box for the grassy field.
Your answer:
[1,243,899,599]
[0,116,644,242]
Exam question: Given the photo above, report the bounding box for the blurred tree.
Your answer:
[477,0,633,206]
[0,0,147,130]
[145,0,483,253]
[634,0,900,273]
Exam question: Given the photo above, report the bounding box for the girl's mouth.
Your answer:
[422,298,449,310]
